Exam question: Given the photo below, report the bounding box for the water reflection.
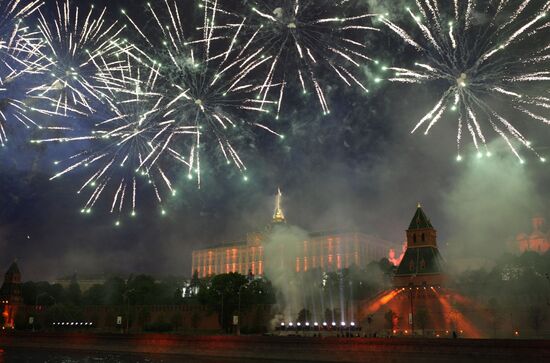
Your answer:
[0,348,249,363]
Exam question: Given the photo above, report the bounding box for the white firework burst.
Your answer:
[201,0,378,118]
[27,0,125,116]
[381,0,550,162]
[122,0,282,187]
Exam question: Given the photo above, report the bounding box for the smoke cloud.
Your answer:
[263,224,310,321]
[443,144,543,272]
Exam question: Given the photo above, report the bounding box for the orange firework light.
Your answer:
[358,286,486,336]
[363,289,402,314]
[432,288,482,338]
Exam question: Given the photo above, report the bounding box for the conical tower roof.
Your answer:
[408,203,433,230]
[6,261,20,277]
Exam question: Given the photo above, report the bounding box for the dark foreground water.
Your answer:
[0,349,265,363]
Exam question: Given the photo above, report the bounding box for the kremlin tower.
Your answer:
[0,261,23,328]
[393,204,445,287]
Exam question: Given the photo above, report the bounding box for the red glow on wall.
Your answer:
[2,305,14,329]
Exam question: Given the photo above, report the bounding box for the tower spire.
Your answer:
[272,188,286,223]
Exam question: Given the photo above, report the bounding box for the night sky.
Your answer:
[1,0,549,280]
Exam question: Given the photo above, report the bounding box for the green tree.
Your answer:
[83,284,105,305]
[65,276,82,306]
[197,272,248,332]
[127,275,156,305]
[14,310,29,330]
[102,277,126,305]
[21,281,37,305]
[155,277,183,305]
[242,278,276,305]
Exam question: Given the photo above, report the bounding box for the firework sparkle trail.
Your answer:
[381,0,550,162]
[0,0,43,146]
[27,0,125,116]
[122,0,282,187]
[203,0,378,118]
[31,56,185,221]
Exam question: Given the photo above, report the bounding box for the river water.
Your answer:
[0,349,258,363]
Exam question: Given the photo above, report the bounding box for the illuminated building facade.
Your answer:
[516,217,550,253]
[191,190,391,278]
[393,204,445,287]
[0,261,23,328]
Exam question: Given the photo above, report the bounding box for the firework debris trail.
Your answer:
[3,0,550,221]
[380,0,550,162]
[0,0,42,146]
[202,0,379,118]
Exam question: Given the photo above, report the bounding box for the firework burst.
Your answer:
[27,0,125,116]
[202,0,378,117]
[381,0,550,162]
[0,0,43,146]
[122,0,282,187]
[31,56,184,221]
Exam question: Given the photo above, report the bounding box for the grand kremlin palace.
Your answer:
[191,190,394,278]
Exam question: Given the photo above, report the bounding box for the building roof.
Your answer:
[5,261,20,277]
[408,204,434,230]
[197,240,247,250]
[394,246,444,276]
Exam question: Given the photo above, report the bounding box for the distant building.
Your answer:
[0,261,23,328]
[393,204,445,287]
[191,189,393,278]
[516,217,550,254]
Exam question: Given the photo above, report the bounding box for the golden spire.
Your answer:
[273,188,286,223]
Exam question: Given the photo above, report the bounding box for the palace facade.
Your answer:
[191,190,393,278]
